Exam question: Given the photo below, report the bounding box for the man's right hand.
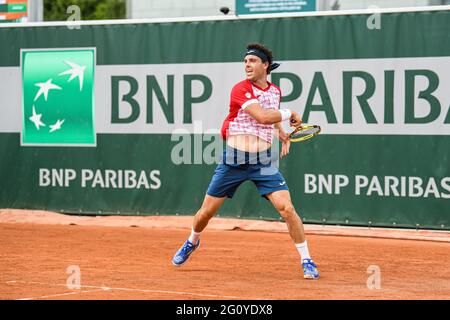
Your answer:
[289,111,302,127]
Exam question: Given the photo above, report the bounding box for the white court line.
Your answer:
[17,289,107,300]
[6,280,266,300]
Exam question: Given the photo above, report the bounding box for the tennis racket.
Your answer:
[288,125,321,142]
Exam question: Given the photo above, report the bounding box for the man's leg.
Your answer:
[173,155,244,266]
[193,195,227,232]
[191,194,227,238]
[266,190,320,279]
[172,194,226,266]
[266,190,305,243]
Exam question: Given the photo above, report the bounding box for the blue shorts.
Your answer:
[206,146,289,199]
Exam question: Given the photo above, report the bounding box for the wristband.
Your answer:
[279,109,292,121]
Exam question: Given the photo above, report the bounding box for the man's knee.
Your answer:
[279,203,296,219]
[196,206,215,220]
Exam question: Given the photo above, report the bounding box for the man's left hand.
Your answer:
[280,139,290,159]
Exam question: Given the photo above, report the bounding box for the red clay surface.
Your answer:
[1,220,449,300]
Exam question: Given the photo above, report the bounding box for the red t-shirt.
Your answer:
[221,79,281,143]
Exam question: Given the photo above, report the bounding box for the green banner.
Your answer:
[236,0,316,15]
[0,3,27,13]
[21,49,96,146]
[8,3,27,13]
[0,9,449,230]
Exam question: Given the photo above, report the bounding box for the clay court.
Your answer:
[1,210,449,300]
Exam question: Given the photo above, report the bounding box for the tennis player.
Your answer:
[172,43,319,279]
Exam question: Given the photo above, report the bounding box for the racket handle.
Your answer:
[290,119,300,126]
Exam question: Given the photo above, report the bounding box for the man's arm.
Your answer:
[274,122,288,142]
[244,103,301,126]
[274,122,291,159]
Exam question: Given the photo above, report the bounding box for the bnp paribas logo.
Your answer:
[21,48,96,146]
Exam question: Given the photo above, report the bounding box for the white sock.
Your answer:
[295,241,311,261]
[188,228,201,245]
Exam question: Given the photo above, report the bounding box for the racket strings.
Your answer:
[291,128,319,137]
[289,125,321,142]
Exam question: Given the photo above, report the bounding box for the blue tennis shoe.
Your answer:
[302,258,320,279]
[172,239,200,266]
